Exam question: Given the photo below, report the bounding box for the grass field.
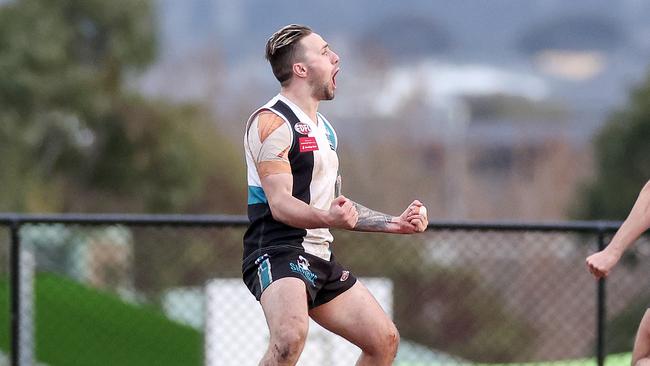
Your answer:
[0,273,202,366]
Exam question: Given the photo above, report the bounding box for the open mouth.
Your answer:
[332,68,340,88]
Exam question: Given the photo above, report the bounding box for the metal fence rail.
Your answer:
[1,214,647,366]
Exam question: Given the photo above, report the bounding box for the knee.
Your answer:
[385,323,400,357]
[634,358,650,366]
[365,322,400,358]
[271,322,308,362]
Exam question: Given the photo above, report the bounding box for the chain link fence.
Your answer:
[1,215,648,366]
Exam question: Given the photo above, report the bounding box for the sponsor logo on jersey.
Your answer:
[294,122,312,135]
[299,137,319,152]
[290,255,318,287]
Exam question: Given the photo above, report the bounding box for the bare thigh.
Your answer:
[307,280,397,350]
[260,277,310,339]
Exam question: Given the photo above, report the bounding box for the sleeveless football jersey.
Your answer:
[243,94,339,261]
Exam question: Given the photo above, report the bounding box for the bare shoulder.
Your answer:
[256,110,287,143]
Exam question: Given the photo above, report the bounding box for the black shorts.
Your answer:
[242,245,357,309]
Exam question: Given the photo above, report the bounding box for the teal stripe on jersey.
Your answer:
[248,186,268,204]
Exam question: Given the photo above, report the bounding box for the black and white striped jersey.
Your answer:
[243,94,339,262]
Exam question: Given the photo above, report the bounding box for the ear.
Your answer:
[292,62,308,79]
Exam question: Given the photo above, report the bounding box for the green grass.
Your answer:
[1,272,202,366]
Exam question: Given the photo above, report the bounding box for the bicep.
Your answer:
[249,111,292,168]
[260,173,293,205]
[255,123,293,205]
[248,111,294,199]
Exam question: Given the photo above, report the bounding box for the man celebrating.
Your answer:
[242,24,428,365]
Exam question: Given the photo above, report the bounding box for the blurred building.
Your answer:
[141,0,650,220]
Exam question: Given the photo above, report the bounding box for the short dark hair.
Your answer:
[265,24,313,86]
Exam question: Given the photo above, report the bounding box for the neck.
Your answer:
[280,86,319,123]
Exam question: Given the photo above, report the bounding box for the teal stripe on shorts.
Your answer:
[257,258,272,291]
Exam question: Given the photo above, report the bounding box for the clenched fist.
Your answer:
[396,200,429,234]
[586,250,621,278]
[327,195,358,229]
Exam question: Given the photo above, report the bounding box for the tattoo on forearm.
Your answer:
[353,202,393,231]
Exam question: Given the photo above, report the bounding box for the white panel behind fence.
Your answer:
[204,278,393,366]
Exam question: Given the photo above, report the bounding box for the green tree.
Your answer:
[573,72,650,220]
[0,0,245,213]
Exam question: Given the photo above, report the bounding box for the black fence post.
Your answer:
[9,220,21,366]
[596,229,606,366]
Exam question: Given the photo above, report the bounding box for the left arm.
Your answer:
[351,200,428,234]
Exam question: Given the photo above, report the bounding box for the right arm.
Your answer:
[249,110,357,230]
[586,180,650,278]
[261,173,357,229]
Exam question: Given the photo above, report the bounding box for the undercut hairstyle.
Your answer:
[265,24,313,86]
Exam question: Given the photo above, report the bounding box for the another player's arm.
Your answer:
[603,180,650,256]
[351,200,428,234]
[586,180,650,278]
